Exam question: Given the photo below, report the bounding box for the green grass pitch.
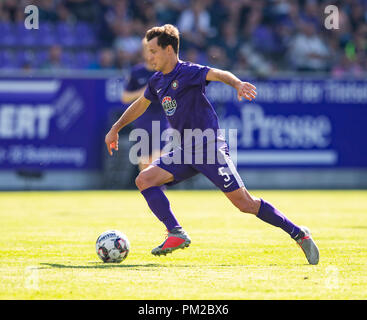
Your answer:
[0,190,366,300]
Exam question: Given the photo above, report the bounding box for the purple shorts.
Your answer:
[152,140,244,193]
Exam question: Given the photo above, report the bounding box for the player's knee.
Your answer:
[135,171,153,191]
[237,198,260,215]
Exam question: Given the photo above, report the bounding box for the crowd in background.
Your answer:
[0,0,366,77]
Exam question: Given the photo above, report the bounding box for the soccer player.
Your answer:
[105,24,319,265]
[121,39,169,171]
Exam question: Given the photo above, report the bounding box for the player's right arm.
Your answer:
[105,95,151,156]
[121,86,146,104]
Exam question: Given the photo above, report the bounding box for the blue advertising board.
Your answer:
[0,77,118,170]
[0,75,366,170]
[207,78,367,168]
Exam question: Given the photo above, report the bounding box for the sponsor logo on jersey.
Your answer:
[162,96,177,116]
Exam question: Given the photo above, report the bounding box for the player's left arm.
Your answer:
[206,68,257,101]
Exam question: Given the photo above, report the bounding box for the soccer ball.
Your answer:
[96,230,130,263]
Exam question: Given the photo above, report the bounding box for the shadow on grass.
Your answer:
[40,262,308,270]
[346,225,367,229]
[39,262,170,269]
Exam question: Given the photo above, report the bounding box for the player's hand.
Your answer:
[105,128,119,156]
[236,82,257,102]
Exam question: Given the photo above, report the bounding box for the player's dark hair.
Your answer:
[145,24,180,54]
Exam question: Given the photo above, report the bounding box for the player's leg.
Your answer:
[209,142,308,236]
[224,186,319,264]
[138,156,149,171]
[224,186,300,236]
[138,148,162,171]
[198,141,319,264]
[138,149,168,192]
[222,186,261,214]
[135,164,179,229]
[136,151,197,256]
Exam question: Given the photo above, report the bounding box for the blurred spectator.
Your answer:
[0,0,365,76]
[215,22,241,64]
[131,0,158,27]
[184,47,200,63]
[349,1,366,32]
[221,0,247,31]
[89,48,116,70]
[0,0,19,22]
[300,0,322,30]
[115,47,141,70]
[183,47,207,65]
[57,3,75,23]
[241,2,264,40]
[206,45,230,69]
[237,43,274,76]
[232,52,249,74]
[177,0,214,50]
[40,45,67,70]
[115,48,128,70]
[63,0,99,22]
[113,21,142,65]
[95,0,116,47]
[103,0,133,31]
[38,0,59,23]
[332,53,364,78]
[155,0,186,25]
[288,19,330,72]
[344,23,367,62]
[326,5,352,49]
[207,0,231,36]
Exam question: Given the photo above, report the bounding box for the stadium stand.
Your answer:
[0,0,365,75]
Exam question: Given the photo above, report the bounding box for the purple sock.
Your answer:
[257,199,300,238]
[140,186,180,231]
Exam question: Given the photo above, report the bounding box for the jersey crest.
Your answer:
[171,80,179,89]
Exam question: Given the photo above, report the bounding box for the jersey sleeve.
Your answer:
[187,63,211,90]
[144,79,159,103]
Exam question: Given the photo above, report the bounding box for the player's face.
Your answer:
[142,43,154,70]
[146,37,169,72]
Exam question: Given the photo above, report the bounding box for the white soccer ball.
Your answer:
[96,230,130,263]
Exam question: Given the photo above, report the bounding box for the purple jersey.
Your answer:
[144,60,222,145]
[144,60,244,192]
